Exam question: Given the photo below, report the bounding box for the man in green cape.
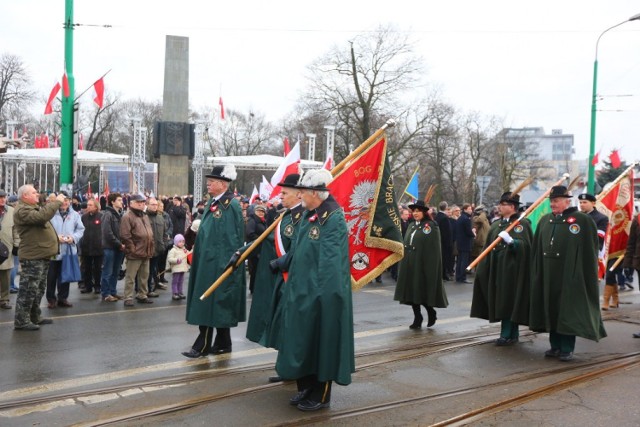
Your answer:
[182,164,246,358]
[246,173,304,382]
[529,185,606,361]
[471,191,532,345]
[275,169,355,412]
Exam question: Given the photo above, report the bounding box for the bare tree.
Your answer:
[212,109,277,157]
[303,24,425,152]
[0,53,35,127]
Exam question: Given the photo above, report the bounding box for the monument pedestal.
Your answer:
[158,155,189,196]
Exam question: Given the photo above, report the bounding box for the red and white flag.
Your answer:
[79,133,84,150]
[259,175,273,202]
[249,185,259,204]
[219,96,225,120]
[596,169,635,278]
[269,141,300,199]
[323,155,333,171]
[87,181,93,198]
[34,135,41,149]
[328,133,404,289]
[44,81,61,115]
[591,149,600,166]
[93,77,105,108]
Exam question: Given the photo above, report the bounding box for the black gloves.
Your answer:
[225,251,241,271]
[12,246,18,256]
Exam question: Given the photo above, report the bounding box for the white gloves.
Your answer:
[498,231,514,245]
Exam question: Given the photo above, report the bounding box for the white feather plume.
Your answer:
[300,169,333,188]
[221,164,237,181]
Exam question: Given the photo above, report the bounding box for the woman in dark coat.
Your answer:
[245,205,267,294]
[394,200,448,329]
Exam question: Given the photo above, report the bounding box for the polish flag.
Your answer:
[249,185,259,204]
[34,135,41,149]
[44,81,61,115]
[12,129,18,139]
[322,155,333,171]
[93,77,105,108]
[42,132,50,148]
[62,70,70,97]
[259,175,273,201]
[269,141,301,199]
[219,96,225,120]
[609,149,621,169]
[87,181,93,198]
[79,133,84,150]
[591,149,600,166]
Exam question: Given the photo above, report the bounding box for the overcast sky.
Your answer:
[3,0,640,166]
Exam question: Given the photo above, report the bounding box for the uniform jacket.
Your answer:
[394,218,449,308]
[80,211,104,257]
[167,245,190,273]
[275,196,355,385]
[14,199,62,260]
[529,207,606,341]
[587,208,609,251]
[51,208,85,261]
[623,214,640,270]
[471,215,532,324]
[186,191,246,327]
[0,205,20,270]
[248,204,304,348]
[120,208,154,259]
[146,210,168,257]
[101,206,123,251]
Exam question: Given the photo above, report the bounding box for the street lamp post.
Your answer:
[588,13,640,194]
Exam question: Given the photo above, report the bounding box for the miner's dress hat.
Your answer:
[407,200,430,211]
[499,191,521,206]
[549,185,572,198]
[277,173,301,188]
[206,164,237,182]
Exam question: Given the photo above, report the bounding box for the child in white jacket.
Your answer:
[167,234,189,300]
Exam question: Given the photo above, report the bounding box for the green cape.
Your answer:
[470,216,532,324]
[529,208,606,341]
[394,219,448,308]
[275,197,355,385]
[185,192,246,327]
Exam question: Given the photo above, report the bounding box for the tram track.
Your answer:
[0,330,504,413]
[282,351,640,426]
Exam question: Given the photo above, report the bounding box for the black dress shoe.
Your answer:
[268,376,283,383]
[289,389,311,406]
[181,349,208,358]
[633,332,640,338]
[210,346,232,354]
[297,399,330,411]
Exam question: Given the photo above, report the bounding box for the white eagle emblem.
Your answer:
[346,180,377,245]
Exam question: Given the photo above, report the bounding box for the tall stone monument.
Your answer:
[155,35,192,196]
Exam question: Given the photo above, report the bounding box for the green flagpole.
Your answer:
[60,0,75,194]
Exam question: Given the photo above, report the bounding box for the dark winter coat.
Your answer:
[455,212,475,253]
[623,214,640,270]
[101,206,123,251]
[80,211,104,257]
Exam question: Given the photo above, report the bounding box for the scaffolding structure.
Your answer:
[131,119,147,194]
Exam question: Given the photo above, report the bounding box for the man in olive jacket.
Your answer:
[13,185,65,330]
